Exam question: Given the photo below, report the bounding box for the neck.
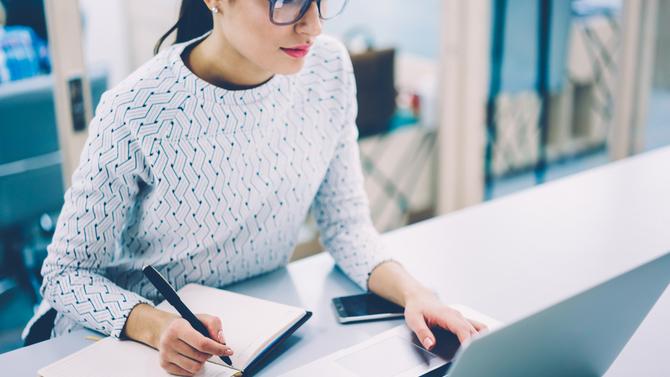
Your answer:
[185,32,273,89]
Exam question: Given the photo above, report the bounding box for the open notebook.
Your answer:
[38,284,312,377]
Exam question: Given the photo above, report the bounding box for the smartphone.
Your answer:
[332,293,405,323]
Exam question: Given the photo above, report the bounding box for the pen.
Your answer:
[142,265,233,366]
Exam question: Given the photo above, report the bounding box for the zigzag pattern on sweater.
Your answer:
[38,34,390,338]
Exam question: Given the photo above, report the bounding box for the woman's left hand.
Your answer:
[403,290,488,351]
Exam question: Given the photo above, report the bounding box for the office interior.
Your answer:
[0,0,669,366]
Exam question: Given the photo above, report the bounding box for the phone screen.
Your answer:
[335,293,404,317]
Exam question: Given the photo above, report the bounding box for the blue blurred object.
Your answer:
[0,65,109,311]
[20,212,60,302]
[572,0,621,18]
[388,108,418,132]
[2,0,49,42]
[497,0,573,94]
[0,68,109,338]
[0,67,108,229]
[0,25,50,83]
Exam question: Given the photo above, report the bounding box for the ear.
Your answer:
[203,0,221,14]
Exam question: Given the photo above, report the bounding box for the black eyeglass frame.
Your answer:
[268,0,349,26]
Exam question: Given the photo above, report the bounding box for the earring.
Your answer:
[211,7,219,13]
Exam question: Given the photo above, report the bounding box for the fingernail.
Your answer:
[226,348,234,355]
[218,330,225,344]
[424,337,433,349]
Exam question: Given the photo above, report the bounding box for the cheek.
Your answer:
[232,25,306,75]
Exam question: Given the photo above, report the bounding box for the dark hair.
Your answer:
[154,0,213,55]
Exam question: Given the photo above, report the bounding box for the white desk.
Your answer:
[2,147,670,376]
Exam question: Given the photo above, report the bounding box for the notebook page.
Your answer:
[38,337,239,377]
[157,284,306,369]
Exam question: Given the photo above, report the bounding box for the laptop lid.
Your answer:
[447,251,670,377]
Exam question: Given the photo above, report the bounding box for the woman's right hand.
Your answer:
[157,314,234,376]
[124,304,233,376]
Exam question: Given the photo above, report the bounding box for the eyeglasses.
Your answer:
[268,0,349,25]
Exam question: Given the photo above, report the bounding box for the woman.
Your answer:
[29,0,487,375]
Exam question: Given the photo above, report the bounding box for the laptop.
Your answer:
[280,251,670,377]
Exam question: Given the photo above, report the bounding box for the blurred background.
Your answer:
[0,0,668,353]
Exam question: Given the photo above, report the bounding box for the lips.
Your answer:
[281,45,311,58]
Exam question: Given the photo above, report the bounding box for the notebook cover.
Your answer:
[242,311,312,376]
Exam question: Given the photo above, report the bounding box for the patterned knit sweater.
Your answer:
[36,34,390,338]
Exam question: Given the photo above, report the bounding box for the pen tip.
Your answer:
[221,355,233,366]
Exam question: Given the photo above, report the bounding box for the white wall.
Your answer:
[79,0,179,87]
[125,0,180,70]
[324,0,441,59]
[79,0,131,86]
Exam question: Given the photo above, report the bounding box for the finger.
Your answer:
[170,351,204,375]
[198,314,226,344]
[458,320,478,343]
[174,339,212,363]
[434,314,476,344]
[405,311,435,350]
[467,318,489,332]
[460,321,479,343]
[177,322,229,356]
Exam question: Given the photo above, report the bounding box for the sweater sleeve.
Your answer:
[40,92,153,338]
[311,48,393,290]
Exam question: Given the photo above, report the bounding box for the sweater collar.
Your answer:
[168,32,288,106]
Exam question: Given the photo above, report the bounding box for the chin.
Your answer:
[271,57,307,75]
[269,53,306,75]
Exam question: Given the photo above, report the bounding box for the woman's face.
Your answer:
[213,0,322,76]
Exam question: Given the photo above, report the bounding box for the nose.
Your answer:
[295,1,322,37]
